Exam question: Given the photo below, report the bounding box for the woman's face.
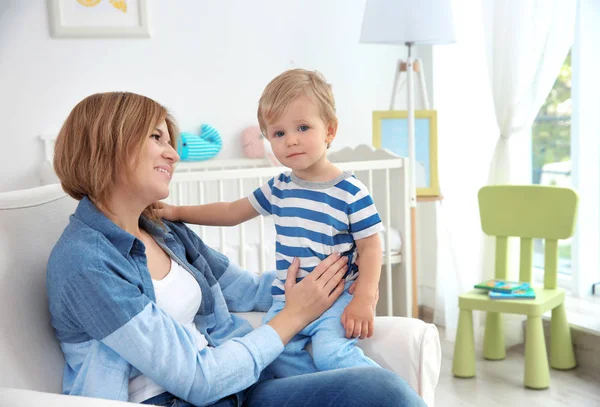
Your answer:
[126,120,180,204]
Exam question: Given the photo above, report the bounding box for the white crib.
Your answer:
[40,135,412,317]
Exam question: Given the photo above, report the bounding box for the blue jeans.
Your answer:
[263,283,379,377]
[143,367,426,406]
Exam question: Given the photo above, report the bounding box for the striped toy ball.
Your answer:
[178,124,222,161]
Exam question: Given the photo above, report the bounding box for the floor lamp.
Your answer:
[360,0,455,318]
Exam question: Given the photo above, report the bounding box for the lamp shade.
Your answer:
[360,0,456,45]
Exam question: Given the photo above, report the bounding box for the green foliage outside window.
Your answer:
[532,52,571,184]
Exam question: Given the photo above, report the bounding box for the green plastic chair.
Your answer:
[452,185,578,389]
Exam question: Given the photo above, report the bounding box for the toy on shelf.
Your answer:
[178,124,222,161]
[241,125,280,166]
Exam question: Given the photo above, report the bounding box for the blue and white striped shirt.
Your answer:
[248,171,383,300]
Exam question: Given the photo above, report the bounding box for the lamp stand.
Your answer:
[390,43,430,319]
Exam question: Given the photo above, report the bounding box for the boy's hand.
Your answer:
[153,201,179,221]
[341,295,375,339]
[348,280,379,305]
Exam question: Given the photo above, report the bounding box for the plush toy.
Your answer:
[241,125,280,166]
[178,124,222,161]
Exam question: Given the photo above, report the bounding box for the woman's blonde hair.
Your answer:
[257,69,337,144]
[53,92,178,222]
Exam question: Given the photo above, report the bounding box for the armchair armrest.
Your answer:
[0,388,140,407]
[235,312,441,407]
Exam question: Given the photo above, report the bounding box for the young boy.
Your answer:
[158,69,383,377]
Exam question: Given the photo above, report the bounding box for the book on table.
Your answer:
[488,287,536,300]
[474,279,530,293]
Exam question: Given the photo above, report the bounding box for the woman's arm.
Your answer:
[56,243,346,406]
[213,247,348,341]
[157,197,259,226]
[60,269,279,405]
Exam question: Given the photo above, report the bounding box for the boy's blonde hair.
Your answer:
[53,92,178,222]
[257,69,338,141]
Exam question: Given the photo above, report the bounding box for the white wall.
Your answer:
[0,0,412,192]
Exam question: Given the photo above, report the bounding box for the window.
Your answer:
[531,51,572,282]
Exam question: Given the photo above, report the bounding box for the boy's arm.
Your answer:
[171,198,259,226]
[341,233,382,339]
[353,233,382,300]
[343,179,384,339]
[158,176,275,225]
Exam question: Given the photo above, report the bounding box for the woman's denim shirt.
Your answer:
[46,197,281,405]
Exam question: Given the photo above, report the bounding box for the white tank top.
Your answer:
[128,258,207,403]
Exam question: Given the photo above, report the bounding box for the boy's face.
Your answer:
[265,96,336,177]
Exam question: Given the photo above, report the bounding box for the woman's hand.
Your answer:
[267,254,348,345]
[284,254,348,324]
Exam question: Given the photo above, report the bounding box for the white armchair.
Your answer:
[0,184,441,406]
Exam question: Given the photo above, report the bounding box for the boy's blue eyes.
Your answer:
[273,125,309,138]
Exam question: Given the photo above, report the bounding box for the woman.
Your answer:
[47,92,425,406]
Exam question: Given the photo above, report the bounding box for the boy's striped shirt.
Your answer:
[247,171,383,301]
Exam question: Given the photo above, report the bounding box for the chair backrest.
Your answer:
[0,184,77,393]
[478,185,578,288]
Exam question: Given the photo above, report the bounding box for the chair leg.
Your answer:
[550,303,576,370]
[524,316,550,389]
[483,312,505,360]
[453,308,476,378]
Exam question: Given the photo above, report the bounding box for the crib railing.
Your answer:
[168,155,411,317]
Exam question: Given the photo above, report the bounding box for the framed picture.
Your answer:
[372,110,440,197]
[48,0,150,38]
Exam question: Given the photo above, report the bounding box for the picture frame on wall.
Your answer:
[48,0,150,38]
[372,110,440,197]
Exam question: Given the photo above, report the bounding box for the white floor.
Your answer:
[435,329,600,407]
[554,293,600,333]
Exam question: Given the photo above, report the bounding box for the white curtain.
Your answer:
[432,0,576,343]
[485,0,576,188]
[431,0,497,341]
